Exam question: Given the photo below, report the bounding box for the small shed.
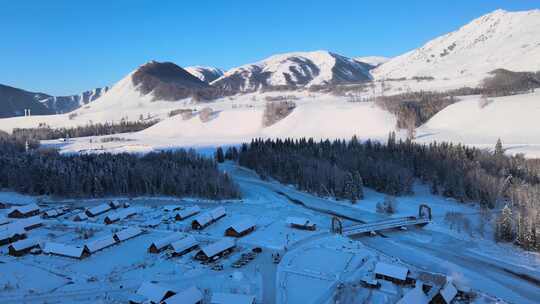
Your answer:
[148,233,185,253]
[114,227,143,242]
[85,204,112,217]
[130,282,176,304]
[374,262,411,284]
[170,236,199,257]
[8,238,41,257]
[0,227,26,246]
[195,238,235,261]
[18,216,44,231]
[8,203,40,218]
[109,200,122,209]
[211,292,256,304]
[225,218,256,237]
[0,201,10,209]
[191,207,226,230]
[175,206,201,221]
[43,242,90,259]
[104,207,138,224]
[286,217,316,231]
[85,235,117,254]
[72,213,87,222]
[162,286,203,304]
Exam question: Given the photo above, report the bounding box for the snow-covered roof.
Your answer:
[9,237,40,251]
[171,236,198,254]
[73,212,88,221]
[227,218,256,233]
[17,216,43,230]
[175,206,201,219]
[211,292,255,304]
[9,203,39,215]
[0,217,11,226]
[374,262,409,281]
[151,233,184,251]
[163,205,183,212]
[198,238,235,258]
[0,224,26,239]
[286,216,314,227]
[141,218,161,228]
[135,282,175,304]
[397,285,429,304]
[44,242,87,258]
[86,203,111,216]
[440,280,458,303]
[192,206,225,226]
[85,235,117,253]
[105,207,138,222]
[163,286,203,304]
[114,227,143,242]
[109,200,122,208]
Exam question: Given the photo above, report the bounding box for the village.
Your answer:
[0,177,486,304]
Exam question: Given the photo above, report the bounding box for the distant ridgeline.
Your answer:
[234,136,540,252]
[0,132,240,199]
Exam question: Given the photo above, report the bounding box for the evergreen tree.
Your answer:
[215,147,225,163]
[497,205,514,242]
[495,138,504,156]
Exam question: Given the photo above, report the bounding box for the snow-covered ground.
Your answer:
[1,162,539,303]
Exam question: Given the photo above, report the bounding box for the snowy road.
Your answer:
[222,163,540,304]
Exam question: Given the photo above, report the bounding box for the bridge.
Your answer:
[333,204,432,237]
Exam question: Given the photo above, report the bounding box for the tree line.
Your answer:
[230,136,540,251]
[0,132,240,199]
[11,119,159,141]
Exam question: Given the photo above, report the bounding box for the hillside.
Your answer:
[0,83,109,118]
[185,66,224,83]
[211,50,372,92]
[373,9,540,86]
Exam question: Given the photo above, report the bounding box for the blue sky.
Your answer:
[0,0,538,95]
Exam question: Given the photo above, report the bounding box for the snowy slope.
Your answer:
[373,9,540,86]
[185,66,224,83]
[39,87,109,114]
[211,50,372,92]
[416,91,540,157]
[354,56,390,67]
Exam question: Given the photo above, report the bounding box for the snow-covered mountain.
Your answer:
[354,56,390,67]
[39,87,109,114]
[211,50,372,92]
[373,9,540,83]
[185,66,224,83]
[131,61,217,101]
[0,84,109,118]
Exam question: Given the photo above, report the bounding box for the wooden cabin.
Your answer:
[18,216,44,231]
[174,206,201,221]
[148,234,184,253]
[0,228,26,246]
[194,238,235,261]
[84,235,117,254]
[374,262,412,285]
[129,282,176,304]
[85,203,112,217]
[73,212,88,222]
[162,286,203,304]
[191,207,226,230]
[43,242,90,259]
[104,207,138,224]
[286,217,316,231]
[113,227,143,242]
[225,218,256,237]
[170,236,199,257]
[8,238,40,257]
[8,203,40,218]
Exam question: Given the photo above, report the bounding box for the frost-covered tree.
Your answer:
[496,205,514,242]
